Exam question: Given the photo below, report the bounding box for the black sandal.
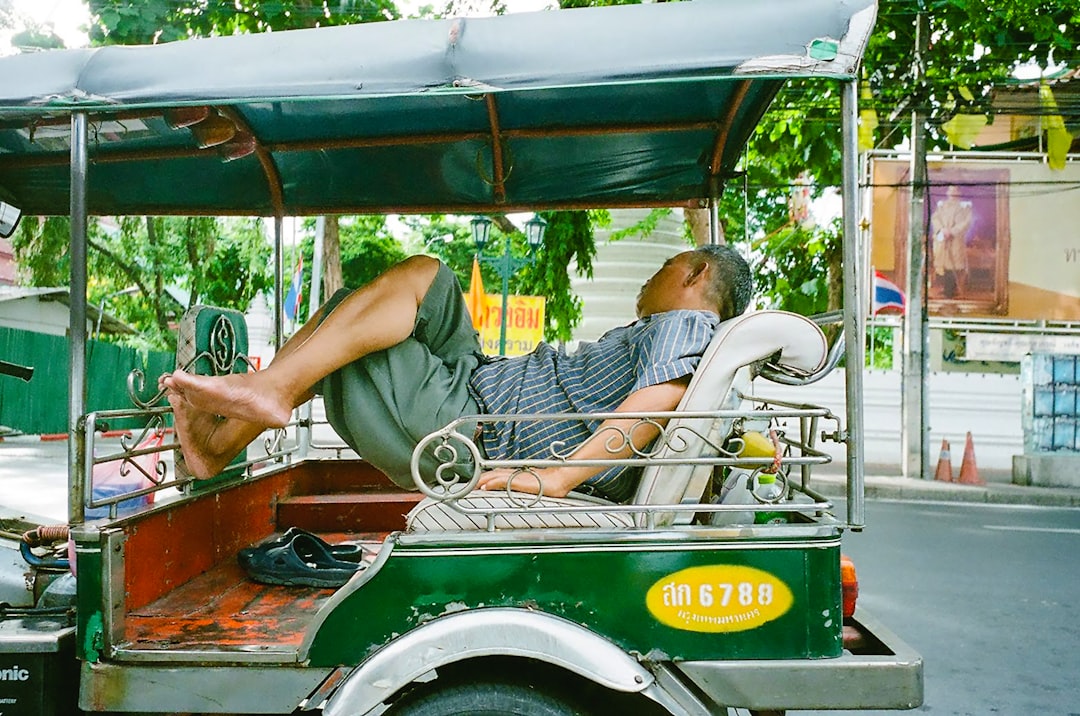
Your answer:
[238,532,362,588]
[238,526,367,563]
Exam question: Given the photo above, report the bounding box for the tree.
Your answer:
[1,0,66,53]
[719,78,847,314]
[734,0,1078,312]
[865,0,1078,152]
[10,215,271,351]
[291,215,407,319]
[518,211,598,343]
[88,0,399,45]
[290,211,597,344]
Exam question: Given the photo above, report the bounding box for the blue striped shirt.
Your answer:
[468,309,718,500]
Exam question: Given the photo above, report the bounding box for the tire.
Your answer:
[386,678,590,716]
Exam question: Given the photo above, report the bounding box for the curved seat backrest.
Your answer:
[632,310,828,525]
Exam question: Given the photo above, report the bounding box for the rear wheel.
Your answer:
[386,678,591,716]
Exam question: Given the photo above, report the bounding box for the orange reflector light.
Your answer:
[840,554,859,618]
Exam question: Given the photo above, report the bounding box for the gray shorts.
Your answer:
[317,262,483,489]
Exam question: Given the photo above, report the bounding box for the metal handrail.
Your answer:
[75,406,301,522]
[409,401,846,529]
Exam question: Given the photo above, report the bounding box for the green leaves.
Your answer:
[89,0,402,44]
[9,216,71,287]
[11,214,273,351]
[518,211,595,344]
[867,0,1078,150]
[749,220,842,317]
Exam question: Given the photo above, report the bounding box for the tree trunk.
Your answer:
[827,242,843,312]
[322,215,343,296]
[145,216,171,335]
[492,215,518,236]
[683,207,724,246]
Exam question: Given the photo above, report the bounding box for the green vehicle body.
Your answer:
[307,532,843,665]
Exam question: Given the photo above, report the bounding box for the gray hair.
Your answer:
[688,244,753,320]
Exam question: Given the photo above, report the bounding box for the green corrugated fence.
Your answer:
[0,327,173,435]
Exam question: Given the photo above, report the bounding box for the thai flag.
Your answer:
[284,258,303,321]
[872,270,905,315]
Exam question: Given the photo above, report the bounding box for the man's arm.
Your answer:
[477,377,690,498]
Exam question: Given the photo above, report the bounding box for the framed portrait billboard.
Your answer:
[873,161,1011,316]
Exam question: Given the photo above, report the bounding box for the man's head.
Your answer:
[636,244,752,320]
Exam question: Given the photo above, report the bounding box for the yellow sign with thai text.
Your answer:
[477,295,546,356]
[646,565,794,633]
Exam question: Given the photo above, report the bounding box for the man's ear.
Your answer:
[684,260,708,286]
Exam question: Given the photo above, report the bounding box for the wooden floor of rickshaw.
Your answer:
[122,531,385,653]
[116,459,418,655]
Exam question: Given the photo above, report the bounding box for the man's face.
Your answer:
[636,251,700,318]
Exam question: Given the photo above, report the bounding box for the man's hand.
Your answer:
[478,466,577,498]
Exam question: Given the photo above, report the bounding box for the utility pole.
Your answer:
[902,8,931,479]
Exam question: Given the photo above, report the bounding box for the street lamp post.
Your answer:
[471,215,546,356]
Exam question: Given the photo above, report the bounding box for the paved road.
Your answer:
[0,437,83,523]
[792,499,1080,716]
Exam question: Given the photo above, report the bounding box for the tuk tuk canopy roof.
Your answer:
[0,0,875,217]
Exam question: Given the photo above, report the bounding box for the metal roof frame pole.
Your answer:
[309,217,325,321]
[708,197,720,245]
[902,9,931,480]
[840,79,865,529]
[274,216,285,352]
[68,111,89,523]
[296,216,325,459]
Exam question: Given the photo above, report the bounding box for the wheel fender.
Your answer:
[320,607,654,716]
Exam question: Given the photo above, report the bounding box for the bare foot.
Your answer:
[169,392,232,479]
[164,369,292,428]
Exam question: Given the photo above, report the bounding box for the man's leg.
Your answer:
[164,255,442,427]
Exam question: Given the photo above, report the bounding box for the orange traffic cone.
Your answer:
[958,431,984,485]
[934,439,953,482]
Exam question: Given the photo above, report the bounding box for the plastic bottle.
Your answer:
[711,468,756,525]
[738,428,790,524]
[711,430,775,525]
[753,471,789,524]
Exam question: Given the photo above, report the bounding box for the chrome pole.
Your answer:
[69,112,89,524]
[841,80,865,529]
[708,197,720,245]
[274,216,285,351]
[298,217,325,459]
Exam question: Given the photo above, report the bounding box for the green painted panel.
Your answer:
[308,535,843,666]
[73,536,105,663]
[0,327,171,434]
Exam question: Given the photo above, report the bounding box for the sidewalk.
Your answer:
[813,470,1080,508]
